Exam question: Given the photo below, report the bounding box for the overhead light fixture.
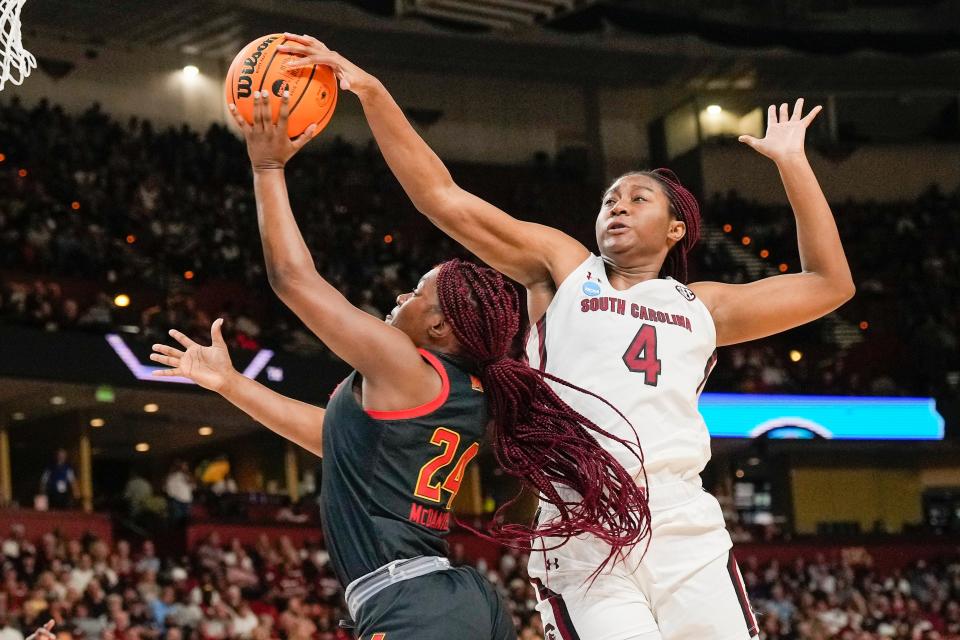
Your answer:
[11,412,25,421]
[198,426,213,436]
[182,65,199,78]
[90,418,105,428]
[50,396,66,405]
[706,105,722,116]
[114,294,130,308]
[789,350,803,362]
[143,403,159,413]
[135,442,150,453]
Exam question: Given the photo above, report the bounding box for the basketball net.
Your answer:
[0,0,35,91]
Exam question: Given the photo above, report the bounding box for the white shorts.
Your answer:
[529,480,759,640]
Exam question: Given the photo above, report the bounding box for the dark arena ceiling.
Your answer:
[17,0,960,92]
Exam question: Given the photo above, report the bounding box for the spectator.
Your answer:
[123,473,153,518]
[38,449,77,510]
[164,461,194,524]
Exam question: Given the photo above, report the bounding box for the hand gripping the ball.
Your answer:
[278,34,379,97]
[229,90,318,171]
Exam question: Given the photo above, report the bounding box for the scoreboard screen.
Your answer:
[701,393,944,440]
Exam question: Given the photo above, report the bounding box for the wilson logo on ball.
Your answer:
[236,35,279,98]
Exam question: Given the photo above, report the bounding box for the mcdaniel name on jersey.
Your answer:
[580,295,694,333]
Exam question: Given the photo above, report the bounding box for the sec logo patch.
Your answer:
[582,281,601,297]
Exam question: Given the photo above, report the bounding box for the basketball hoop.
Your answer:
[0,0,35,91]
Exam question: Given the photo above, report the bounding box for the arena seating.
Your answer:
[5,97,956,401]
[0,520,957,640]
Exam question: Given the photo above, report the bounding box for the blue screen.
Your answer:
[699,393,944,440]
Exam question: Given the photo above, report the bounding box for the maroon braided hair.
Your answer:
[435,259,651,569]
[616,168,702,283]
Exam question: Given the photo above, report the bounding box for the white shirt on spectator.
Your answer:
[165,471,193,503]
[69,566,95,592]
[0,626,24,640]
[231,609,259,639]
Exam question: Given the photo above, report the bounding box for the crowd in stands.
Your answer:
[0,522,957,640]
[744,552,960,640]
[709,188,960,398]
[2,97,958,399]
[0,526,541,640]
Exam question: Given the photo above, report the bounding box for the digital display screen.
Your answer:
[700,393,945,440]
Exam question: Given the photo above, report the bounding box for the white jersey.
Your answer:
[526,253,717,484]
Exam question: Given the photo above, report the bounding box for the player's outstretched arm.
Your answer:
[150,320,326,457]
[278,34,589,290]
[229,89,442,411]
[690,99,855,346]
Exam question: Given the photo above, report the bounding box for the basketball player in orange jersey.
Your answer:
[278,35,855,639]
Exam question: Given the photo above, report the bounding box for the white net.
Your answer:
[0,0,35,91]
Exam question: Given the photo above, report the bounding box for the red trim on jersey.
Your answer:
[696,349,719,395]
[536,316,548,372]
[727,551,759,637]
[546,593,581,640]
[365,349,450,420]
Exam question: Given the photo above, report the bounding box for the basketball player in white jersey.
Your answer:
[279,36,854,639]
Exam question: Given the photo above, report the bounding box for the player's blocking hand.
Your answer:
[278,34,378,96]
[151,319,237,393]
[228,89,317,171]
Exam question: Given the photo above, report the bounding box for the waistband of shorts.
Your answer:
[344,556,450,620]
[643,476,704,511]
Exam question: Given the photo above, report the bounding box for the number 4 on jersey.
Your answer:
[622,324,661,386]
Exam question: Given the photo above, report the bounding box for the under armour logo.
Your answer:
[547,557,559,570]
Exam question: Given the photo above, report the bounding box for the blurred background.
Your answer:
[1,1,959,638]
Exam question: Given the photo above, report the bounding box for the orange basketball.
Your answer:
[225,34,338,138]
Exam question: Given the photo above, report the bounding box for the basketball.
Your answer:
[225,34,338,138]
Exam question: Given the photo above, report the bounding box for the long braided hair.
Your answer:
[615,169,702,283]
[435,259,651,569]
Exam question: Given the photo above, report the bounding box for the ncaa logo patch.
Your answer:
[675,284,696,301]
[271,78,291,97]
[582,281,601,297]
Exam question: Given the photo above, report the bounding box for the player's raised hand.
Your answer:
[151,319,236,393]
[738,98,822,163]
[278,34,378,96]
[228,90,317,171]
[25,620,56,640]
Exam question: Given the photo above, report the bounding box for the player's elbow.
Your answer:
[266,263,316,297]
[835,275,856,303]
[413,183,465,222]
[825,276,855,309]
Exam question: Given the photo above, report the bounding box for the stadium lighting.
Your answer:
[114,294,131,307]
[90,418,105,428]
[182,65,199,78]
[143,403,159,413]
[11,412,25,421]
[50,396,66,405]
[135,442,150,453]
[706,105,722,116]
[735,469,745,478]
[198,426,213,436]
[789,350,803,362]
